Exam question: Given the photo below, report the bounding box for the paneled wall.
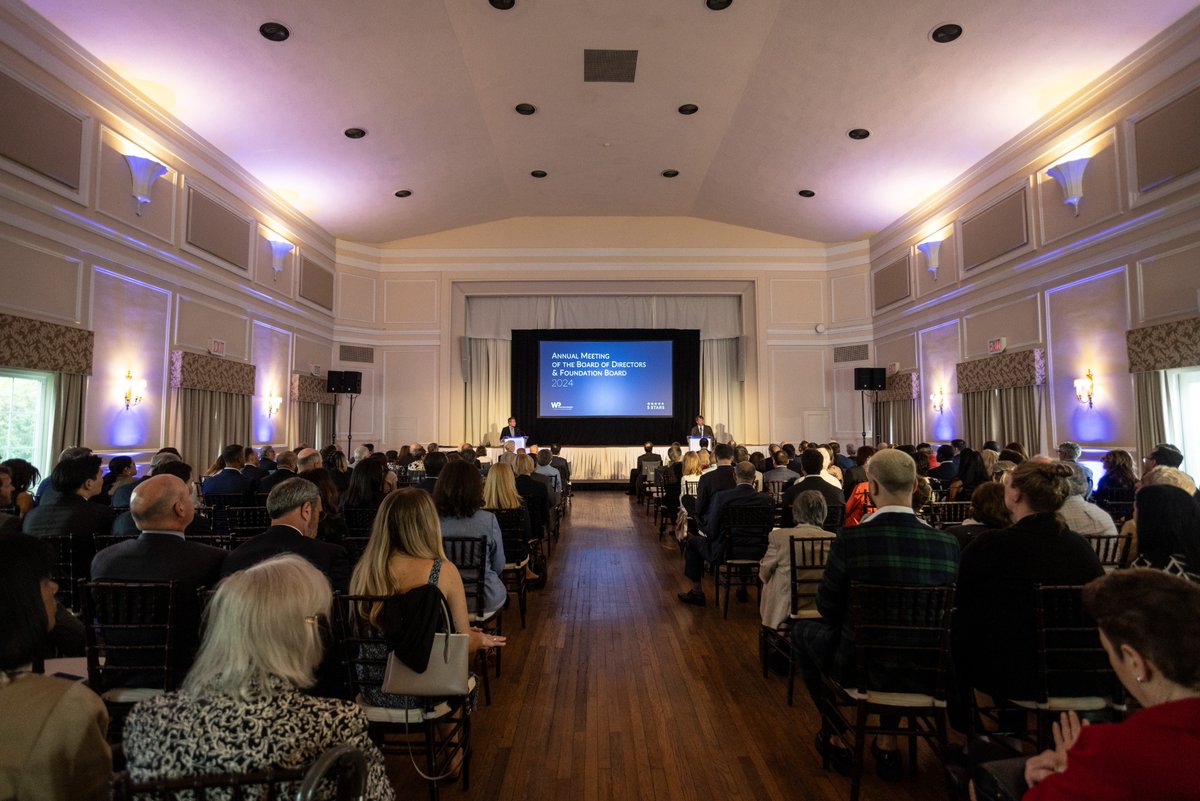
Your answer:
[868,27,1200,457]
[0,21,336,465]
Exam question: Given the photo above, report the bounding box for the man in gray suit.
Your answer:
[690,415,715,439]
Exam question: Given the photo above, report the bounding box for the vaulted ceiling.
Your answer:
[19,0,1200,244]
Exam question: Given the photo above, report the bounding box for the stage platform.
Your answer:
[486,444,769,482]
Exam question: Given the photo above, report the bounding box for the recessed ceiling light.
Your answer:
[930,23,963,44]
[847,128,870,140]
[678,104,699,115]
[531,170,547,178]
[706,0,733,9]
[259,22,290,42]
[394,190,412,198]
[344,128,367,139]
[515,103,536,115]
[662,169,679,178]
[489,0,515,9]
[798,189,816,198]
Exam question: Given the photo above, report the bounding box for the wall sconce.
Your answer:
[916,239,944,281]
[123,154,168,216]
[930,387,945,414]
[264,231,295,282]
[266,392,283,417]
[123,370,146,410]
[1074,369,1094,408]
[1046,157,1091,216]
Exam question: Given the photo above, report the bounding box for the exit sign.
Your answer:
[987,337,1007,355]
[208,338,226,357]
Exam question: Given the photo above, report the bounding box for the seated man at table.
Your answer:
[678,461,774,606]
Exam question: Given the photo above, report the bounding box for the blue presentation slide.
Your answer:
[539,340,673,417]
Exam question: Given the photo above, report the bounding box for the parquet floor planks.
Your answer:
[388,491,953,801]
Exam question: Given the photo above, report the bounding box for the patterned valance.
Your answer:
[291,373,335,405]
[0,312,93,374]
[170,350,255,395]
[1126,316,1200,373]
[956,348,1046,394]
[876,371,920,402]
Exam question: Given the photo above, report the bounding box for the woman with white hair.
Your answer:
[122,555,394,800]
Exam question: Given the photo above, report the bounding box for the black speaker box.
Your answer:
[325,370,363,394]
[325,371,344,394]
[853,367,887,391]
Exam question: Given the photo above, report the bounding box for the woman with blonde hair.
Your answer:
[481,464,537,580]
[680,451,703,496]
[350,490,505,710]
[123,554,394,800]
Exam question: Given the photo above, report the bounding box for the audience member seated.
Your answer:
[256,450,298,495]
[200,443,256,503]
[817,446,843,486]
[221,478,350,593]
[840,446,874,500]
[321,447,350,494]
[759,491,829,629]
[1056,462,1118,537]
[434,461,507,613]
[258,445,277,473]
[944,482,1012,550]
[627,442,662,497]
[91,475,226,683]
[0,458,40,519]
[96,456,136,506]
[691,443,737,522]
[0,532,110,800]
[1131,484,1200,570]
[780,449,845,528]
[112,461,212,537]
[349,489,505,714]
[122,555,394,799]
[1004,570,1200,800]
[791,448,959,779]
[295,448,323,475]
[1056,441,1094,499]
[762,450,801,487]
[534,450,564,498]
[928,445,958,483]
[1092,449,1137,508]
[22,454,115,582]
[33,447,92,507]
[111,450,180,509]
[947,448,989,502]
[678,461,775,606]
[513,454,551,543]
[953,460,1104,711]
[341,457,391,515]
[1141,442,1185,479]
[679,451,703,497]
[0,466,23,534]
[416,451,447,494]
[298,468,349,545]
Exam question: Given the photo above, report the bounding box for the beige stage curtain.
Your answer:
[873,399,918,446]
[961,386,1043,452]
[1133,371,1169,460]
[465,338,512,445]
[296,401,318,448]
[50,371,87,458]
[171,387,252,472]
[700,337,743,444]
[317,403,335,448]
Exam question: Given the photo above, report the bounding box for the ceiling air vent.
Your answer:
[584,49,638,82]
[339,345,375,364]
[833,344,870,363]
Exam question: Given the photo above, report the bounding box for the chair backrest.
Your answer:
[441,535,489,616]
[1034,584,1120,701]
[185,534,231,550]
[202,492,247,510]
[80,580,179,692]
[1083,533,1131,569]
[488,507,529,563]
[718,503,775,561]
[93,533,138,555]
[641,457,662,478]
[531,471,560,505]
[764,480,788,504]
[848,582,956,699]
[42,533,78,611]
[342,507,377,537]
[330,593,393,701]
[788,536,837,615]
[930,501,972,527]
[224,506,271,538]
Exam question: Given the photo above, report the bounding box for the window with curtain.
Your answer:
[960,386,1044,452]
[0,368,53,472]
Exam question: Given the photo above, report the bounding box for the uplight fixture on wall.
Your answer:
[123,154,168,216]
[264,230,295,282]
[1074,369,1094,408]
[916,238,944,281]
[123,370,146,410]
[1046,156,1091,216]
[266,392,283,417]
[930,387,945,415]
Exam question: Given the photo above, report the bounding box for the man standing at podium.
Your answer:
[690,415,714,440]
[501,417,525,441]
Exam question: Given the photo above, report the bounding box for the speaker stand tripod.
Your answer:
[345,393,358,457]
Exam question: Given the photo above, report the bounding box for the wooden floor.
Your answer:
[389,491,952,801]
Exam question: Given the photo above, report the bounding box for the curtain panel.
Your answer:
[1132,371,1169,459]
[873,399,918,446]
[296,401,319,448]
[170,388,252,473]
[317,403,335,448]
[700,337,744,444]
[50,371,87,458]
[465,338,512,445]
[960,386,1044,452]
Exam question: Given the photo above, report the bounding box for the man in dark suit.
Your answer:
[256,450,298,494]
[514,457,551,542]
[32,446,92,507]
[417,451,447,493]
[678,461,774,605]
[258,445,278,472]
[500,417,525,441]
[928,444,958,483]
[691,443,737,525]
[549,444,571,492]
[201,443,257,503]
[221,477,351,592]
[91,474,226,683]
[780,449,845,526]
[240,446,268,483]
[112,461,212,537]
[690,415,715,439]
[23,454,115,581]
[790,449,960,777]
[627,442,662,496]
